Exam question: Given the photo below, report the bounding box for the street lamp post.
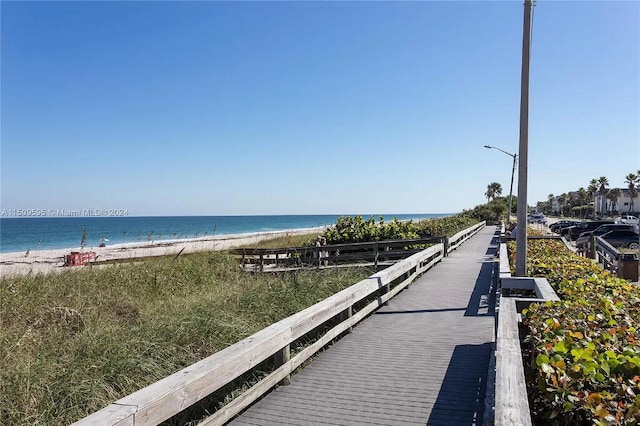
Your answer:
[515,0,533,277]
[484,145,517,225]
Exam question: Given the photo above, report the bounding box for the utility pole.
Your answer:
[516,0,533,276]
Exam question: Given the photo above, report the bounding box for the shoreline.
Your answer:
[0,214,448,254]
[0,227,325,277]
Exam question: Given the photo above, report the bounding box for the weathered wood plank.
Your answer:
[495,297,532,426]
[500,243,511,278]
[533,278,560,301]
[200,300,374,425]
[228,237,443,256]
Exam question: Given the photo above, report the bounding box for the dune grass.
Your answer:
[0,251,371,425]
[238,231,317,249]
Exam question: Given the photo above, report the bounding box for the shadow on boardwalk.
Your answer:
[426,343,492,425]
[426,230,498,425]
[464,230,500,317]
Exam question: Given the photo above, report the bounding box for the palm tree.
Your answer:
[607,188,621,215]
[629,187,639,214]
[557,193,567,216]
[577,187,588,205]
[588,179,598,217]
[567,192,577,217]
[547,194,554,215]
[485,187,493,203]
[485,182,502,202]
[577,188,588,217]
[625,173,638,213]
[597,176,609,216]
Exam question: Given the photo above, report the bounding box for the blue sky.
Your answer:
[1,1,638,216]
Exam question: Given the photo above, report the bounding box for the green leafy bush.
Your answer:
[461,197,510,222]
[509,239,640,425]
[324,215,478,244]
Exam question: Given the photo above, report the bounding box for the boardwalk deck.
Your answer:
[229,226,499,426]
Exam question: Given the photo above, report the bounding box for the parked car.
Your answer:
[617,215,639,225]
[550,220,581,234]
[599,229,640,249]
[527,213,547,224]
[562,220,616,240]
[575,223,639,249]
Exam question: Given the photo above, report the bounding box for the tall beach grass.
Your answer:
[0,251,370,424]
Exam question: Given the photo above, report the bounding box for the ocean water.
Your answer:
[0,214,448,253]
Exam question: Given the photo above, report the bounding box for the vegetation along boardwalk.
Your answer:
[229,226,500,425]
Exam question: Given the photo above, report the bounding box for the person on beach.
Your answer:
[315,236,322,262]
[320,236,329,266]
[314,236,329,266]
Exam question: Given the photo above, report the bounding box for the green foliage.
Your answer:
[461,198,510,222]
[323,215,478,244]
[239,232,317,249]
[509,239,640,425]
[0,253,371,424]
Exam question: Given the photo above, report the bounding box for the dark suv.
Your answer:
[550,220,581,234]
[575,223,639,248]
[600,229,640,249]
[563,220,615,240]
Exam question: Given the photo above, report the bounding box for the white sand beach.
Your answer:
[0,227,324,277]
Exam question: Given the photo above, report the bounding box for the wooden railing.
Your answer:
[448,222,486,253]
[74,222,485,426]
[230,221,487,270]
[593,236,620,273]
[229,237,444,270]
[593,237,639,281]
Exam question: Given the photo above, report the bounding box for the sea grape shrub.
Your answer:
[324,215,477,245]
[414,216,477,238]
[507,240,609,297]
[324,215,380,243]
[324,216,419,244]
[511,238,640,424]
[523,297,640,425]
[460,198,508,222]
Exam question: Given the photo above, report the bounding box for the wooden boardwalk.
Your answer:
[229,226,499,426]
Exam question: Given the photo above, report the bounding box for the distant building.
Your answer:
[538,189,639,217]
[594,188,639,216]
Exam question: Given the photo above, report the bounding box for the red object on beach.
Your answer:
[64,251,96,267]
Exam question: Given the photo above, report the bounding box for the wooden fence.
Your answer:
[593,236,639,281]
[74,222,485,426]
[229,221,487,271]
[229,237,444,270]
[593,236,621,272]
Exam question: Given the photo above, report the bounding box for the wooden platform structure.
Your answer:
[229,225,500,425]
[229,237,445,272]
